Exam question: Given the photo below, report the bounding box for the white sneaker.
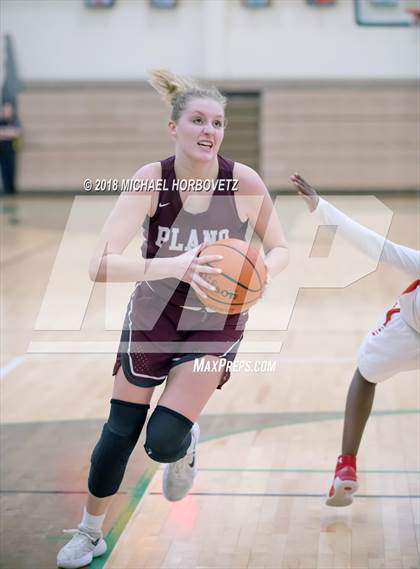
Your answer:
[162,422,200,502]
[57,525,107,569]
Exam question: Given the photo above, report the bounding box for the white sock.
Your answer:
[186,423,198,454]
[80,507,106,534]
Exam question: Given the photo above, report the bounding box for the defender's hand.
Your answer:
[290,173,320,213]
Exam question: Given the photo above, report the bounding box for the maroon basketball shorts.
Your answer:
[113,282,248,389]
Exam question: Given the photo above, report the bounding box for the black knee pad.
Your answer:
[144,405,193,463]
[88,398,149,498]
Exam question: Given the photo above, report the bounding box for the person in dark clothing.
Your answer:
[0,101,21,194]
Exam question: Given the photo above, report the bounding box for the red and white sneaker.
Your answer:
[326,454,358,507]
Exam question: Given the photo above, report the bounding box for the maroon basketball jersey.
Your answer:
[141,154,247,306]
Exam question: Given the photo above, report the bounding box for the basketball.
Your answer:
[198,238,267,314]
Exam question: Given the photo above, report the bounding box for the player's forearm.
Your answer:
[89,254,177,283]
[264,246,289,278]
[315,198,419,276]
[316,197,385,260]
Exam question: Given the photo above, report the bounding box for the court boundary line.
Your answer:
[149,491,420,499]
[3,407,419,426]
[186,467,420,474]
[7,467,420,495]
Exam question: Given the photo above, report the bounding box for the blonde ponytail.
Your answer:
[148,70,199,106]
[148,69,226,122]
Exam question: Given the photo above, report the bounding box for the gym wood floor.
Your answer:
[1,193,418,569]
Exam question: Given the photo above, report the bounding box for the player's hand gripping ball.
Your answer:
[198,238,267,314]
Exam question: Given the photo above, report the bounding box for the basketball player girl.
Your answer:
[57,71,288,568]
[290,173,419,507]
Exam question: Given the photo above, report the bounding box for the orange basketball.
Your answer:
[198,238,267,314]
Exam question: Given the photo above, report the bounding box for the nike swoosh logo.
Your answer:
[91,538,100,546]
[189,453,195,468]
[159,202,170,208]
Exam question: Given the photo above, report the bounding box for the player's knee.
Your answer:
[144,405,193,463]
[355,367,377,386]
[88,399,149,498]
